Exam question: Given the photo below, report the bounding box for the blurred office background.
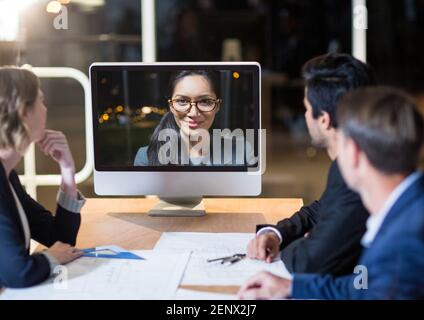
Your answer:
[0,0,423,211]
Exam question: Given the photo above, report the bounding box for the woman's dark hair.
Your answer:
[168,70,220,98]
[147,70,220,165]
[302,53,376,128]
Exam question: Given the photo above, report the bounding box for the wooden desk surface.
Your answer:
[77,197,303,295]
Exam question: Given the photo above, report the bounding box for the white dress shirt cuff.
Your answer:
[56,188,86,213]
[256,227,283,244]
[40,252,60,276]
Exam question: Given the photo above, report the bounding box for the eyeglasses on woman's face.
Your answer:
[168,97,221,113]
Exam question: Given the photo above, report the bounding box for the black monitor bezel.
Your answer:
[90,63,261,172]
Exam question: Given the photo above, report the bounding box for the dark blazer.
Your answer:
[0,162,81,288]
[257,161,369,275]
[292,174,424,299]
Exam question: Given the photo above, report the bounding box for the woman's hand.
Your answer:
[45,241,83,265]
[38,130,77,199]
[38,130,75,171]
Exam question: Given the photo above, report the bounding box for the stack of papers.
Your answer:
[1,250,189,300]
[1,232,292,300]
[155,232,292,286]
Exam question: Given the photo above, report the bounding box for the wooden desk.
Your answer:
[77,197,303,295]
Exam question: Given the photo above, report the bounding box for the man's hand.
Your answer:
[238,271,292,300]
[247,232,280,263]
[45,241,83,265]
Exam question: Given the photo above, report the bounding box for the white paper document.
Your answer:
[154,232,292,286]
[0,250,190,300]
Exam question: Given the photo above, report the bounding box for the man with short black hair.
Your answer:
[248,53,375,276]
[240,87,424,299]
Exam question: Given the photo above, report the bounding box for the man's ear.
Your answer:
[318,111,332,131]
[348,137,361,169]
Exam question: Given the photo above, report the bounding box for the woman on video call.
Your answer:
[134,70,254,166]
[0,66,85,289]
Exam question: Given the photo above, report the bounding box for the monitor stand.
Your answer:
[148,197,206,217]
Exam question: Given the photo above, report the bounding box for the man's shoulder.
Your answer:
[396,187,424,230]
[393,174,424,224]
[373,176,424,247]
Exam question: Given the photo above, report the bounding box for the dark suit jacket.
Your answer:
[0,162,81,288]
[292,174,424,299]
[257,161,369,275]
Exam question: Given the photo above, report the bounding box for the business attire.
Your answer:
[0,162,85,288]
[292,172,424,299]
[257,161,369,275]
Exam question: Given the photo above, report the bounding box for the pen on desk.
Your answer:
[207,253,246,265]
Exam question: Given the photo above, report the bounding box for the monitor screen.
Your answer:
[90,63,261,172]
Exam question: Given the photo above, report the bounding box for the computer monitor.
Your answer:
[90,62,262,216]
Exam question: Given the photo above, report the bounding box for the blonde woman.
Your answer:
[0,66,85,288]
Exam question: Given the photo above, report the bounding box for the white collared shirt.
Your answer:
[361,172,423,248]
[9,182,31,250]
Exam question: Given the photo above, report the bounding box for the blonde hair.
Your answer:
[0,66,40,152]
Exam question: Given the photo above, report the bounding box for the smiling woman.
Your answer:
[134,70,222,166]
